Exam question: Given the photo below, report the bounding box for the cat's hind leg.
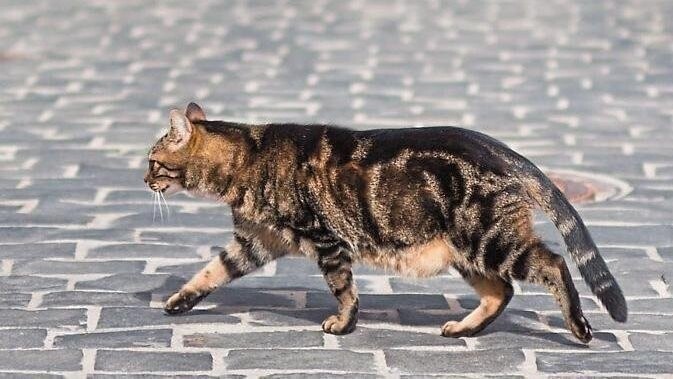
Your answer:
[164,230,281,315]
[513,240,592,343]
[441,274,513,337]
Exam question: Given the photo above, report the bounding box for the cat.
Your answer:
[145,102,627,343]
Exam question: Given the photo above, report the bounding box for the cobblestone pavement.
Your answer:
[1,0,672,377]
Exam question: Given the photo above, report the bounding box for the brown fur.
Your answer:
[148,103,626,343]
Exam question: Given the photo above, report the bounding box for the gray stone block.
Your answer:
[0,309,86,328]
[0,350,81,371]
[201,288,300,308]
[306,293,449,310]
[88,243,200,258]
[41,291,150,307]
[97,307,239,329]
[88,375,226,379]
[95,350,212,372]
[0,329,47,348]
[54,329,172,348]
[629,333,673,351]
[548,313,672,331]
[626,298,673,313]
[473,331,620,350]
[13,260,145,274]
[398,308,548,332]
[537,351,673,374]
[225,349,375,371]
[140,231,227,246]
[262,375,380,379]
[75,273,181,293]
[0,243,76,259]
[0,275,67,293]
[0,292,32,307]
[0,374,62,379]
[45,228,135,242]
[338,327,464,348]
[183,330,324,348]
[389,276,474,294]
[385,349,525,374]
[0,227,59,243]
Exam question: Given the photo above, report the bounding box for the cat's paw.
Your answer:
[569,314,593,344]
[164,289,208,315]
[321,314,356,335]
[440,321,477,338]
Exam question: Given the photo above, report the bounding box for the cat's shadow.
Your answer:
[144,283,606,349]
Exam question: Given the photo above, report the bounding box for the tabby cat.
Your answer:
[145,103,627,343]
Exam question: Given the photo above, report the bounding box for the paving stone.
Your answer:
[261,375,380,379]
[0,349,82,371]
[140,231,226,246]
[1,0,672,376]
[0,227,59,243]
[398,309,549,332]
[88,376,226,379]
[385,349,525,374]
[389,276,474,294]
[41,291,151,307]
[97,307,240,328]
[95,350,212,372]
[87,243,201,258]
[0,243,76,259]
[0,328,47,348]
[307,292,449,310]
[0,309,86,328]
[473,331,620,350]
[0,275,68,293]
[548,313,673,331]
[202,288,301,308]
[54,329,172,348]
[629,332,673,351]
[44,228,135,242]
[338,327,465,349]
[75,273,182,293]
[459,294,599,312]
[225,349,375,371]
[248,308,396,327]
[590,225,673,246]
[0,292,32,307]
[183,330,324,348]
[626,298,673,313]
[537,351,673,374]
[13,260,145,274]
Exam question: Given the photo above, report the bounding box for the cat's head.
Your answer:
[144,102,207,195]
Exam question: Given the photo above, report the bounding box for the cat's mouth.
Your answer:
[149,182,166,192]
[148,181,183,196]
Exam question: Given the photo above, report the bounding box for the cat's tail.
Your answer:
[520,168,627,323]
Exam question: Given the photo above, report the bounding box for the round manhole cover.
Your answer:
[546,169,631,204]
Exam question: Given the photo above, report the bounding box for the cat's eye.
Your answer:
[149,160,178,172]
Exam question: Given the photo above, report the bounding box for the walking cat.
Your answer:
[145,103,627,343]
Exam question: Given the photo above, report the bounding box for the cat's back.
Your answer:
[272,124,513,178]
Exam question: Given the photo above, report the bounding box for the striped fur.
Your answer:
[148,103,627,343]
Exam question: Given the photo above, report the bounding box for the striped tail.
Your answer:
[523,172,627,322]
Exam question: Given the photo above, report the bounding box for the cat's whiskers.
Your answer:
[159,191,170,219]
[156,191,164,223]
[152,191,158,223]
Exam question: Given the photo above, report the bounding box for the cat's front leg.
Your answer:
[316,244,359,335]
[164,231,276,314]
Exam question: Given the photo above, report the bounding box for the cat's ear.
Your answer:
[168,109,192,150]
[186,102,206,123]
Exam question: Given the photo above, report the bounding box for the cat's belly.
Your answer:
[355,236,459,277]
